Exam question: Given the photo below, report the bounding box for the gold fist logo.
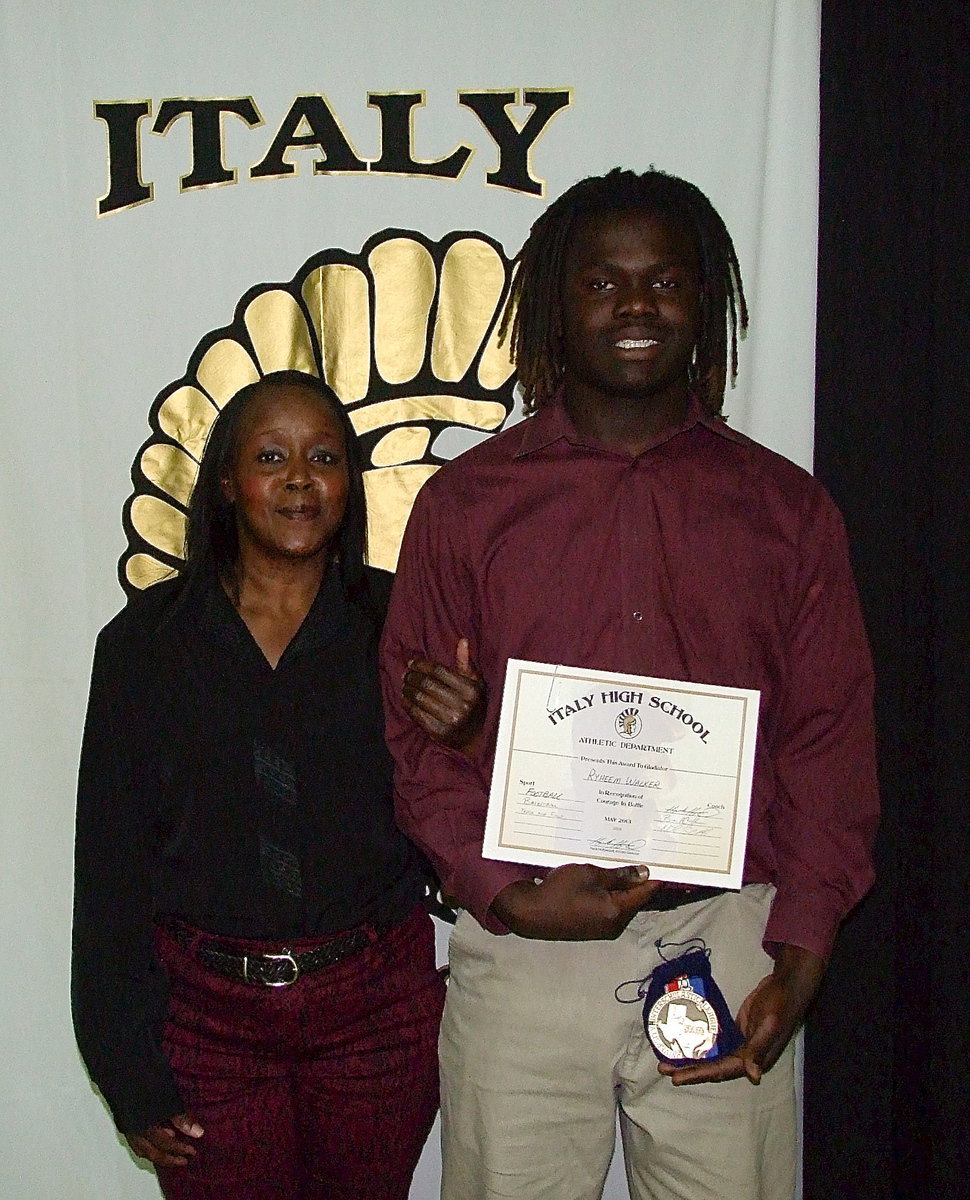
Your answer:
[122,228,518,591]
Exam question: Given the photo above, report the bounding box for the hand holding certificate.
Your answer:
[483,660,760,888]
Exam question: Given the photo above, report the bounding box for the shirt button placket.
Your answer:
[620,459,650,663]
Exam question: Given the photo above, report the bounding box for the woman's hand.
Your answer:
[403,638,485,750]
[127,1112,204,1167]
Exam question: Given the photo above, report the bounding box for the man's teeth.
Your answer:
[615,338,658,348]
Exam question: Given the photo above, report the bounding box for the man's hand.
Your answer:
[489,862,660,940]
[127,1112,204,1167]
[658,943,826,1086]
[403,638,484,750]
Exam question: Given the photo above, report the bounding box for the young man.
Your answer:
[381,169,878,1200]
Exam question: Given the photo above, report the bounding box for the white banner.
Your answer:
[0,3,819,1196]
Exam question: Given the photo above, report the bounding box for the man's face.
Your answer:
[559,209,701,412]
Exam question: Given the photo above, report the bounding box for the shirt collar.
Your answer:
[511,393,747,459]
[196,562,351,671]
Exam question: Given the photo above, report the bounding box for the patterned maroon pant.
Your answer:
[152,908,445,1200]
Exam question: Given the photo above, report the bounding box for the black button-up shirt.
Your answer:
[73,566,426,1133]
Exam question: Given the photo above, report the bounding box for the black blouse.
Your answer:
[72,566,427,1134]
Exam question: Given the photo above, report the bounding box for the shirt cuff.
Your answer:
[762,890,849,963]
[101,1064,185,1138]
[446,853,540,934]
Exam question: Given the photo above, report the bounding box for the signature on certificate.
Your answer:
[588,837,648,854]
[654,805,716,837]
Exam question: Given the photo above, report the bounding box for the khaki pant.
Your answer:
[440,884,797,1200]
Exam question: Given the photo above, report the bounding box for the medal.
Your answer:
[646,972,720,1061]
[616,940,744,1067]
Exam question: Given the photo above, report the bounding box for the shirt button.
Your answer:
[633,611,643,622]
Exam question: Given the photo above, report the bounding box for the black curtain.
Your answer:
[807,4,968,1197]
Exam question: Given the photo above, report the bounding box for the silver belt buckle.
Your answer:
[243,951,299,987]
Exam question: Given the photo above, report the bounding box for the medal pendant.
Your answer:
[646,973,720,1062]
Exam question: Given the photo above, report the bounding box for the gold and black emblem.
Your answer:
[615,707,642,739]
[121,228,518,592]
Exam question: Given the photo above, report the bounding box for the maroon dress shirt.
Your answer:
[380,399,878,960]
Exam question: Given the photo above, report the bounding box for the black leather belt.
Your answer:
[640,885,730,912]
[165,920,390,987]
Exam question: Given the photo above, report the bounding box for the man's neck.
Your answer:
[563,385,691,457]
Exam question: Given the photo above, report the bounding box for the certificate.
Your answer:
[483,660,760,888]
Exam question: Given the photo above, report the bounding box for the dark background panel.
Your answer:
[808,3,968,1196]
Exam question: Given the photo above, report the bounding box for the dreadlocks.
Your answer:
[500,168,748,415]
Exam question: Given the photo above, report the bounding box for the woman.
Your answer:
[72,370,480,1199]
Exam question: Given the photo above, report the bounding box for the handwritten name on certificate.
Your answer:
[483,660,760,889]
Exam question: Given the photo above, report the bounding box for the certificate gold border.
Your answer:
[490,663,757,881]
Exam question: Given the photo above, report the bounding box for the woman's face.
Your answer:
[222,382,350,566]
